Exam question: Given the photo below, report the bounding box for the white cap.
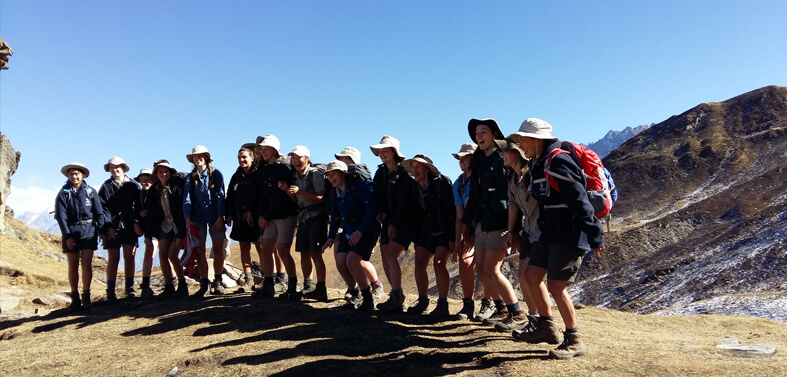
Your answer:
[288,145,311,159]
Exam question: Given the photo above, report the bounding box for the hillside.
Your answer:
[586,124,652,158]
[573,85,787,320]
[1,215,785,376]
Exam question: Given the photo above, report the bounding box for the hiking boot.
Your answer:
[303,283,328,302]
[211,279,226,295]
[474,299,495,322]
[514,318,561,344]
[481,305,509,326]
[344,288,355,302]
[81,292,92,310]
[494,310,530,333]
[252,278,276,299]
[176,280,190,298]
[273,276,288,294]
[377,293,406,313]
[106,289,118,303]
[507,314,539,335]
[279,288,302,301]
[158,284,176,300]
[428,300,450,319]
[235,280,250,294]
[341,289,362,310]
[370,282,385,301]
[140,285,155,300]
[456,299,475,320]
[125,286,137,299]
[302,281,315,294]
[549,331,586,359]
[68,292,82,312]
[356,288,374,313]
[407,297,430,315]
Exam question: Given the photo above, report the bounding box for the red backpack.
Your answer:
[545,141,612,218]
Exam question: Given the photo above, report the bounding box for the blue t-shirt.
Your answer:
[453,173,471,207]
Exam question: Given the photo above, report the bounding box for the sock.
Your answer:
[276,272,285,280]
[304,278,314,287]
[539,315,554,322]
[125,277,134,288]
[372,279,381,285]
[566,327,578,334]
[107,280,116,291]
[245,272,252,280]
[438,297,448,305]
[142,277,151,287]
[391,289,403,296]
[215,274,222,283]
[493,299,505,308]
[506,302,521,312]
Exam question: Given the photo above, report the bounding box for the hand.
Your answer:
[133,223,144,237]
[258,217,268,229]
[277,181,288,191]
[66,238,76,251]
[225,216,234,227]
[504,232,513,249]
[243,211,254,227]
[107,227,117,240]
[593,246,604,256]
[321,238,334,252]
[349,231,363,246]
[139,209,147,218]
[214,217,225,233]
[376,213,387,224]
[287,185,300,196]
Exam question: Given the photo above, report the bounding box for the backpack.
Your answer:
[545,141,613,218]
[604,167,618,204]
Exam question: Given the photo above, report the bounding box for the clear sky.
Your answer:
[2,1,786,215]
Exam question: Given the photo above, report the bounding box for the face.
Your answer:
[337,156,355,165]
[238,150,253,170]
[290,154,309,172]
[377,147,395,165]
[193,153,208,169]
[156,167,170,185]
[68,169,84,187]
[138,175,153,190]
[475,125,496,151]
[108,164,124,180]
[410,161,429,183]
[325,170,345,188]
[458,155,472,174]
[518,136,541,159]
[501,149,521,168]
[260,146,277,162]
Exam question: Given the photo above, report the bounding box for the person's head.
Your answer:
[61,162,89,188]
[152,159,176,186]
[135,168,154,191]
[288,145,311,173]
[103,156,129,180]
[187,145,212,172]
[403,154,439,185]
[370,135,405,166]
[335,146,361,165]
[468,118,503,152]
[238,147,255,172]
[453,143,477,175]
[509,118,557,159]
[501,138,527,168]
[324,160,348,188]
[257,135,282,163]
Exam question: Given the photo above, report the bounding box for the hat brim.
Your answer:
[509,131,559,141]
[468,118,504,143]
[370,144,405,159]
[186,153,213,163]
[452,152,473,160]
[104,163,130,173]
[61,164,90,178]
[402,158,439,177]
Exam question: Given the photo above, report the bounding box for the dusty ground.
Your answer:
[1,217,786,376]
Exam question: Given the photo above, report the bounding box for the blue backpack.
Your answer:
[604,167,618,205]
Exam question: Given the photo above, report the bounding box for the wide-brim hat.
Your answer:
[135,168,153,182]
[61,162,90,178]
[255,135,265,144]
[370,135,405,159]
[335,146,361,164]
[187,145,213,163]
[468,118,504,143]
[452,143,478,160]
[508,118,558,142]
[502,138,527,161]
[152,159,177,175]
[257,134,282,155]
[325,160,348,174]
[402,154,440,177]
[288,145,311,159]
[103,156,130,173]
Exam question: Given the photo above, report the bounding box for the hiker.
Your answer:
[286,146,329,301]
[321,160,381,312]
[402,154,456,318]
[334,146,384,300]
[461,118,523,324]
[451,142,481,319]
[97,157,141,302]
[495,139,548,332]
[225,145,260,293]
[509,118,604,359]
[255,135,300,299]
[183,145,227,297]
[370,135,417,313]
[146,159,188,299]
[54,162,106,311]
[133,168,159,299]
[256,135,286,285]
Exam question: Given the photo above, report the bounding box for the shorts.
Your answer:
[262,215,297,243]
[158,229,178,242]
[528,243,587,281]
[519,232,535,260]
[62,237,98,253]
[474,225,507,252]
[194,222,226,242]
[103,229,139,249]
[229,215,260,243]
[295,215,328,253]
[380,220,415,247]
[415,230,450,254]
[336,224,381,261]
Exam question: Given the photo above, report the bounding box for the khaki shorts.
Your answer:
[528,243,586,281]
[262,215,297,243]
[473,225,508,252]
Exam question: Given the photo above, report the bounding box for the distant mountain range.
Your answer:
[585,124,652,158]
[17,208,60,235]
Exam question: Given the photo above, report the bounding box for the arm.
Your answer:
[551,155,604,250]
[182,173,193,225]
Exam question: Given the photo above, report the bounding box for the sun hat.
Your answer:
[324,160,348,174]
[135,168,153,182]
[335,146,361,164]
[402,154,440,177]
[186,145,213,163]
[501,138,527,161]
[288,145,311,159]
[103,156,130,172]
[257,134,282,155]
[255,135,265,144]
[508,118,558,142]
[61,162,90,178]
[152,159,177,175]
[370,135,405,159]
[452,143,478,160]
[468,118,504,143]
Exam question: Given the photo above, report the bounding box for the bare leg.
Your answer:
[382,241,406,290]
[458,247,476,299]
[434,246,450,299]
[346,253,369,290]
[67,253,80,293]
[122,244,136,281]
[106,248,120,283]
[413,247,432,297]
[159,239,173,280]
[334,250,355,289]
[548,279,577,329]
[525,265,551,318]
[80,249,94,292]
[487,249,518,305]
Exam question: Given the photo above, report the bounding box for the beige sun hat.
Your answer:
[103,156,130,172]
[325,160,348,174]
[135,168,153,182]
[509,118,558,142]
[152,159,177,175]
[501,138,527,161]
[370,135,405,159]
[335,146,361,164]
[403,154,440,177]
[452,143,478,160]
[187,145,213,163]
[258,134,282,155]
[288,145,310,159]
[61,162,90,178]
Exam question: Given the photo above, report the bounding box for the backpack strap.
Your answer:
[545,148,576,193]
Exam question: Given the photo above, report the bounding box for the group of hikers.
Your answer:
[54,117,605,360]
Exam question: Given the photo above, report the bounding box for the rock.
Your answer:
[220,274,237,288]
[164,366,178,376]
[717,338,776,358]
[0,132,21,234]
[0,296,20,313]
[223,262,243,281]
[33,296,55,306]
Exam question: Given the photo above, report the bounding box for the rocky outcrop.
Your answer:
[0,132,22,233]
[586,124,652,158]
[0,36,12,70]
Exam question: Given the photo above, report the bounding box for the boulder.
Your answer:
[0,132,21,234]
[717,338,776,358]
[0,296,20,313]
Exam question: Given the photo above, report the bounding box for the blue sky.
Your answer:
[3,1,786,215]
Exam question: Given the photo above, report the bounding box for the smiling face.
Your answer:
[68,169,84,187]
[518,136,541,159]
[325,170,345,188]
[108,164,125,180]
[501,149,521,168]
[377,147,395,165]
[155,166,170,185]
[238,150,254,171]
[193,153,209,170]
[475,124,497,151]
[290,154,309,173]
[410,160,429,185]
[138,175,153,191]
[260,146,277,162]
[458,155,472,174]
